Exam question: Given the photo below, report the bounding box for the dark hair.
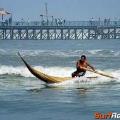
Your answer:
[81,55,86,59]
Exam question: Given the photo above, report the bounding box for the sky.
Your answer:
[1,0,120,21]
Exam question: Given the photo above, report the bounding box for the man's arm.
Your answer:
[87,62,95,71]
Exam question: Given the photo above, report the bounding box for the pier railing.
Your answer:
[0,20,120,27]
[0,20,120,40]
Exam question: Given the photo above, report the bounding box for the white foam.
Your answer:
[0,65,74,77]
[0,65,119,78]
[0,65,120,89]
[88,49,102,55]
[0,65,33,77]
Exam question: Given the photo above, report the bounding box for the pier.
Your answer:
[0,20,120,40]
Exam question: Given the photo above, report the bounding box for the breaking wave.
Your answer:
[0,65,120,90]
[0,65,120,79]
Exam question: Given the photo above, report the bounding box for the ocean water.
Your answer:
[0,39,120,120]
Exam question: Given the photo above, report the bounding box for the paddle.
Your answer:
[82,67,116,79]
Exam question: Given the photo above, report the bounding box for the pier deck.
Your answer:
[0,21,120,40]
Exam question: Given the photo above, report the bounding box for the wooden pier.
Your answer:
[0,21,120,40]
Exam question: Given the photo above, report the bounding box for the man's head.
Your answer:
[81,55,86,61]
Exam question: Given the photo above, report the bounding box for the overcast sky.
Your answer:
[1,0,120,21]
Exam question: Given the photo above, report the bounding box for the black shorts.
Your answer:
[72,68,86,77]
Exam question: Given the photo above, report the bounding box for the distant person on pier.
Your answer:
[72,55,95,77]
